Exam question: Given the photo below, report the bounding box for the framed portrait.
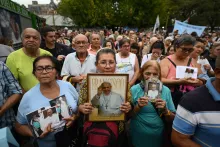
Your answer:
[176,66,198,79]
[87,73,129,121]
[144,77,163,102]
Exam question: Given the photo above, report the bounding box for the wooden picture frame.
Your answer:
[87,73,129,121]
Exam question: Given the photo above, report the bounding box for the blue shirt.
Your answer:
[0,61,22,129]
[173,78,220,147]
[17,80,78,147]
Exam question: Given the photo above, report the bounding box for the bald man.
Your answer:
[61,34,96,92]
[172,56,220,147]
[6,28,52,92]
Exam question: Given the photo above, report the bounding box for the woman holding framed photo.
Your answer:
[78,48,132,147]
[130,60,176,147]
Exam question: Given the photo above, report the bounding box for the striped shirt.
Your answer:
[0,61,22,128]
[173,78,220,147]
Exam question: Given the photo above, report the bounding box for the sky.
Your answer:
[12,0,58,7]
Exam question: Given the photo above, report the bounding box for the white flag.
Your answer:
[153,15,160,34]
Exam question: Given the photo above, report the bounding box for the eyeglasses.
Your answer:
[75,41,87,45]
[98,61,115,67]
[179,47,194,53]
[144,72,159,77]
[35,66,55,73]
[122,45,130,48]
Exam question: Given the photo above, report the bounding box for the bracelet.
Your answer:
[164,109,171,116]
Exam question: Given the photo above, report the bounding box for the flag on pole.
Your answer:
[153,15,160,34]
[183,17,190,24]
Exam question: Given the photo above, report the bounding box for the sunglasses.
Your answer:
[179,47,194,53]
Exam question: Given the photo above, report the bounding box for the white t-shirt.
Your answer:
[141,53,161,67]
[116,53,136,81]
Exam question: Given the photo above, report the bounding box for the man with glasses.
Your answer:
[6,28,52,93]
[61,34,96,92]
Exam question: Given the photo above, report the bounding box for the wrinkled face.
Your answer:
[22,29,41,51]
[102,83,112,95]
[143,66,159,80]
[91,34,101,47]
[192,42,205,57]
[34,58,57,84]
[75,35,89,53]
[176,44,194,59]
[120,42,130,55]
[45,31,56,45]
[96,53,116,74]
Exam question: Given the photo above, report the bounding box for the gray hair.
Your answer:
[101,81,112,87]
[20,28,41,41]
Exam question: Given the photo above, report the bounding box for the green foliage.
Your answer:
[57,0,220,29]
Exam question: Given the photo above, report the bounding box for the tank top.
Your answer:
[166,55,194,92]
[116,53,136,82]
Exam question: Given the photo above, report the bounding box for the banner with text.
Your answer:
[173,20,206,36]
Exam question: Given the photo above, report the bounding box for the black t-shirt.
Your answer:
[40,42,73,58]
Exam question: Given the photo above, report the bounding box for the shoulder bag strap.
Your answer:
[167,58,176,68]
[187,58,192,66]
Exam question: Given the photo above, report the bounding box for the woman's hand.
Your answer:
[120,102,132,113]
[63,114,76,129]
[155,98,166,109]
[203,64,211,71]
[79,103,93,114]
[39,123,53,138]
[137,97,148,108]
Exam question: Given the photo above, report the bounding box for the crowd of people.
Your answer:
[0,26,220,147]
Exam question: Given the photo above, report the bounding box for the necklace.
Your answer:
[103,92,112,109]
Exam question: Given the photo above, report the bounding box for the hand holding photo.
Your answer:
[176,66,198,79]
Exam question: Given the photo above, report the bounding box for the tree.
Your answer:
[57,0,165,28]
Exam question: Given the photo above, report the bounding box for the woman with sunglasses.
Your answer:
[160,35,203,108]
[15,55,78,147]
[141,40,165,67]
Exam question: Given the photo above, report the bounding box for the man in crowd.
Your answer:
[172,55,220,147]
[205,42,220,69]
[40,27,73,62]
[91,82,124,116]
[0,62,22,129]
[61,34,96,92]
[6,28,51,92]
[87,33,101,55]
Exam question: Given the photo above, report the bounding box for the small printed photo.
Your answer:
[26,108,45,138]
[147,82,160,99]
[50,95,71,120]
[42,107,61,130]
[91,82,124,117]
[184,68,194,78]
[176,66,198,79]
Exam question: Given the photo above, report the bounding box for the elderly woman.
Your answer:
[130,60,175,147]
[141,40,165,67]
[78,48,132,146]
[160,35,203,108]
[15,55,78,147]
